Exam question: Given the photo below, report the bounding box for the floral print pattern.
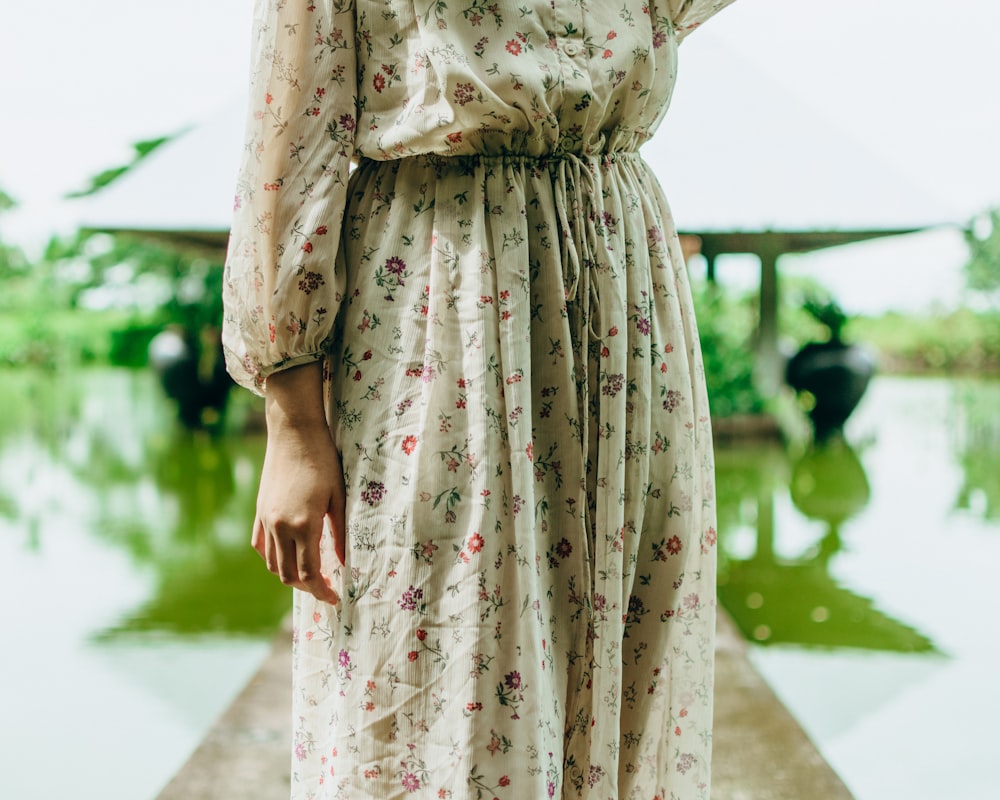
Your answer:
[223,1,734,798]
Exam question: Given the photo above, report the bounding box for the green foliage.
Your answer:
[0,228,224,369]
[0,186,17,213]
[849,308,1000,373]
[65,134,178,198]
[801,294,848,343]
[965,208,1000,306]
[691,282,767,417]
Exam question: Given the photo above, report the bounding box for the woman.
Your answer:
[223,1,735,798]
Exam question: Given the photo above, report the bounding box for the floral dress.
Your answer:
[222,1,734,798]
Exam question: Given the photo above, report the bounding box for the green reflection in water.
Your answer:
[954,381,1000,521]
[0,366,288,638]
[716,439,938,653]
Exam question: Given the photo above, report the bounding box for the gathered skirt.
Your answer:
[291,151,718,800]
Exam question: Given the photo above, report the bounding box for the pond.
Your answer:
[0,368,288,800]
[717,376,1000,799]
[1,368,997,799]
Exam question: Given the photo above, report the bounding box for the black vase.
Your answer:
[786,341,875,440]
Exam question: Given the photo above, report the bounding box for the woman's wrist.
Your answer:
[264,361,327,433]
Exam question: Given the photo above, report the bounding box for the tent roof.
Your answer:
[78,33,959,247]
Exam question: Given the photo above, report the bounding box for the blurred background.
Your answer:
[1,1,998,798]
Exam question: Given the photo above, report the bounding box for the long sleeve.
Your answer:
[222,0,358,394]
[667,0,738,42]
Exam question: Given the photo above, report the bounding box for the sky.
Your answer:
[1,0,998,313]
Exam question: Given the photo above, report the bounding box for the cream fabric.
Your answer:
[223,2,734,798]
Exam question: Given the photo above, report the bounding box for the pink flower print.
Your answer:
[361,480,386,506]
[297,271,325,294]
[295,741,308,761]
[636,316,651,335]
[373,72,386,92]
[468,532,485,553]
[667,535,682,555]
[588,764,605,787]
[302,241,314,253]
[407,650,419,661]
[499,775,511,787]
[601,373,624,397]
[453,82,475,106]
[602,49,613,59]
[338,649,351,668]
[505,39,522,55]
[683,593,700,610]
[402,435,417,455]
[401,772,420,791]
[705,526,717,546]
[315,225,328,235]
[676,752,695,774]
[663,389,682,412]
[398,585,424,611]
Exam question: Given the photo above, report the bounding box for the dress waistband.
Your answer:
[357,150,643,169]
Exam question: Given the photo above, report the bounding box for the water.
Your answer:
[0,368,288,800]
[717,376,1000,799]
[1,369,997,799]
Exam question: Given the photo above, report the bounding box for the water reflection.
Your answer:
[0,367,287,638]
[954,381,1000,521]
[716,438,938,653]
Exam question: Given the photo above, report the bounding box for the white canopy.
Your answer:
[78,33,958,240]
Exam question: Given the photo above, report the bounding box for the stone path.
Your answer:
[156,611,854,800]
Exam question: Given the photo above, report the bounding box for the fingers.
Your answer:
[254,514,340,605]
[327,497,346,567]
[297,529,341,605]
[251,516,267,561]
[328,446,348,567]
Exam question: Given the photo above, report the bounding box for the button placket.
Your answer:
[550,0,593,147]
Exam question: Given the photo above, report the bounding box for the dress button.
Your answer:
[563,41,580,57]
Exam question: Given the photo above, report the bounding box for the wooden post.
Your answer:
[755,248,782,395]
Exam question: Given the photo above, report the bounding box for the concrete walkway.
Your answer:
[157,611,853,800]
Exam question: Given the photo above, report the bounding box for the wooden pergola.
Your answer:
[678,227,928,390]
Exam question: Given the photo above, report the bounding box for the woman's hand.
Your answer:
[252,362,345,605]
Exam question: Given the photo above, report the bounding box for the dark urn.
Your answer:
[786,298,875,441]
[148,327,232,429]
